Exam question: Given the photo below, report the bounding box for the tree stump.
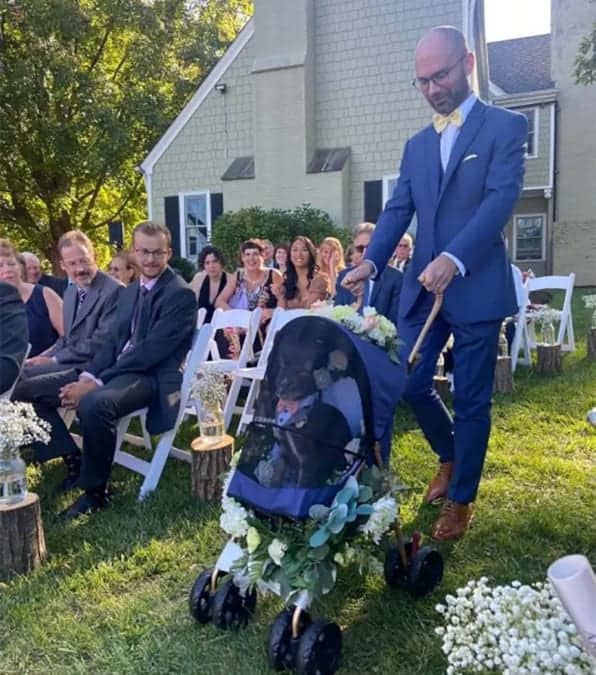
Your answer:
[494,355,514,394]
[0,492,47,580]
[587,329,596,360]
[190,434,234,501]
[433,375,450,402]
[536,344,562,375]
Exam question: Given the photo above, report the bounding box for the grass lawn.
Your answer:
[2,289,595,675]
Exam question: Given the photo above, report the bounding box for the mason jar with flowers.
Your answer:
[0,400,50,505]
[190,367,228,440]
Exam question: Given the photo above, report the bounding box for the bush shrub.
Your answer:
[211,204,352,267]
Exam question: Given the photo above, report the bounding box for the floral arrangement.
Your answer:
[190,367,229,409]
[434,577,593,674]
[582,295,596,309]
[0,400,50,453]
[220,458,403,603]
[312,304,399,362]
[526,305,562,324]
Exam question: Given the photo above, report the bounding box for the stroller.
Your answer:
[189,315,444,674]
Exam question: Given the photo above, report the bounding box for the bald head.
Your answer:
[414,25,474,115]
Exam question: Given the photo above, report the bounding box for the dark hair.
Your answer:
[273,243,289,268]
[240,238,263,255]
[198,245,225,270]
[283,236,318,300]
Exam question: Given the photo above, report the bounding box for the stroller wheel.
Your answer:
[267,606,311,671]
[295,619,342,675]
[407,546,444,597]
[212,578,257,630]
[383,541,412,589]
[189,568,217,623]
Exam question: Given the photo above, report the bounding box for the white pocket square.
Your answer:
[463,153,478,162]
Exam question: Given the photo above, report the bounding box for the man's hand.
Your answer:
[418,254,457,294]
[341,261,373,296]
[26,355,54,367]
[59,379,98,410]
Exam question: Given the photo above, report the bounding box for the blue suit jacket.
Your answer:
[366,99,527,324]
[335,266,402,327]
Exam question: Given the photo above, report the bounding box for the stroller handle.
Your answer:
[407,293,443,373]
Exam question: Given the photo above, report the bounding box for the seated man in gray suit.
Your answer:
[0,280,29,394]
[335,222,403,327]
[21,230,120,374]
[28,222,197,520]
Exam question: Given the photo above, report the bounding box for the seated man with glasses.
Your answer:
[334,222,402,327]
[25,221,197,519]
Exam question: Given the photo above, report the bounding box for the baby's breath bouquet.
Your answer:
[434,577,593,674]
[582,294,596,329]
[191,367,229,439]
[0,400,50,504]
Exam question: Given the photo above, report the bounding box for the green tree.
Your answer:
[0,0,251,268]
[574,24,596,85]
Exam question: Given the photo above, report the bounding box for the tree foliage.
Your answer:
[0,0,251,267]
[574,24,596,86]
[212,205,352,269]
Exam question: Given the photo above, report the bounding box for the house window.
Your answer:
[519,107,538,158]
[514,214,545,261]
[179,191,211,260]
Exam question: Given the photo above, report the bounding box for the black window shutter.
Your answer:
[210,192,224,231]
[164,196,181,256]
[363,180,383,223]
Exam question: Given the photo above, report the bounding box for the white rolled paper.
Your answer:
[548,554,596,657]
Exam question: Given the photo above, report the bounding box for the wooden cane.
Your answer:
[407,293,443,373]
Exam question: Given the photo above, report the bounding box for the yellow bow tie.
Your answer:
[432,108,463,134]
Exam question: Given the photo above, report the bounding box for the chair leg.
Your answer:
[238,379,259,434]
[223,376,244,431]
[140,411,152,450]
[137,430,175,501]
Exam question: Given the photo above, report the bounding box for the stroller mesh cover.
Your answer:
[227,316,402,519]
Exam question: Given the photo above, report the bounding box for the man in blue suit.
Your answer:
[335,222,402,327]
[343,26,527,540]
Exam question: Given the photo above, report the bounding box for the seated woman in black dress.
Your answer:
[0,239,63,357]
[190,245,228,323]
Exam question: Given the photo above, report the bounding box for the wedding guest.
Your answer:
[24,221,196,519]
[108,250,140,285]
[276,236,330,309]
[335,223,402,326]
[216,239,281,326]
[0,280,28,394]
[318,237,345,299]
[391,233,414,271]
[21,251,68,297]
[273,244,289,276]
[262,239,275,269]
[0,240,63,357]
[189,245,228,323]
[17,230,120,372]
[342,26,527,540]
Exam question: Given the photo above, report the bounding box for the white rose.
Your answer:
[267,538,287,566]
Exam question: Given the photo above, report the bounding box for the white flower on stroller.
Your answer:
[359,495,397,544]
[267,538,287,566]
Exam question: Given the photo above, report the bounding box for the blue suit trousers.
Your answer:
[399,293,501,504]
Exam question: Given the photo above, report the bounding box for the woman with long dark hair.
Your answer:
[276,236,330,309]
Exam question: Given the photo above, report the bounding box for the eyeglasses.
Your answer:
[397,243,410,248]
[135,248,168,259]
[353,245,367,253]
[412,54,467,90]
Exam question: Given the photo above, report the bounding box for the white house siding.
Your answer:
[314,0,463,226]
[150,37,256,225]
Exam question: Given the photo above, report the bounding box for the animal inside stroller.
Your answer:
[189,315,444,674]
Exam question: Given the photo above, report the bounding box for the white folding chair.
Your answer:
[525,274,576,352]
[113,322,215,500]
[0,343,31,400]
[235,308,311,434]
[201,308,262,431]
[196,307,207,329]
[510,282,531,372]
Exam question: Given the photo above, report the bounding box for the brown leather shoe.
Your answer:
[431,500,474,541]
[424,461,454,504]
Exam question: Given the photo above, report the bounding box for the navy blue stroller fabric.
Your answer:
[227,316,403,519]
